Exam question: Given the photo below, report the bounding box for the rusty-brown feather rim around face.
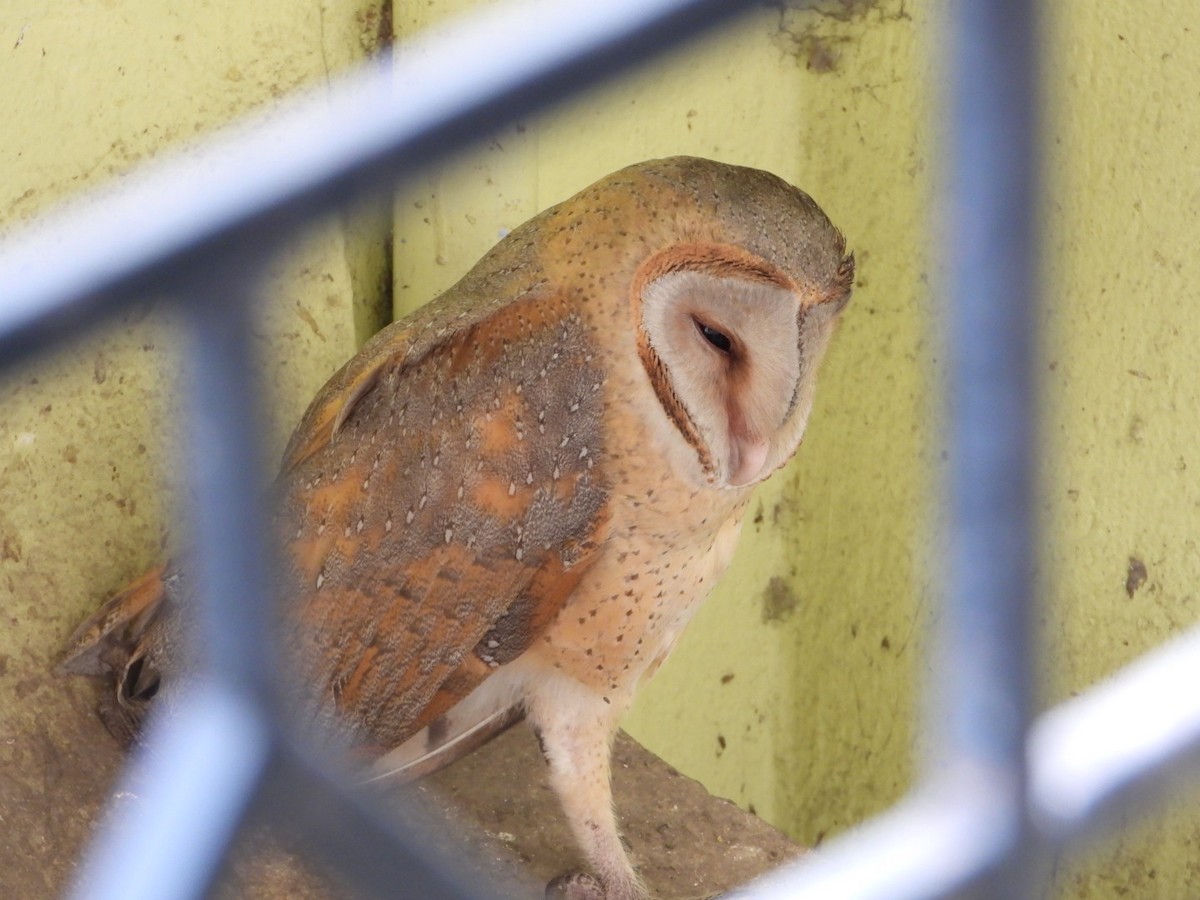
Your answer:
[629,241,851,484]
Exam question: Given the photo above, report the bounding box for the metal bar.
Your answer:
[177,267,281,698]
[0,0,764,372]
[929,0,1041,891]
[1030,624,1200,845]
[732,775,1008,900]
[938,0,1039,779]
[67,267,292,900]
[263,740,500,900]
[66,684,274,900]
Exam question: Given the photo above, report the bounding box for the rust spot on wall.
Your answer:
[1127,414,1145,444]
[1125,557,1148,598]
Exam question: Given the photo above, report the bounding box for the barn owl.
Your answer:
[61,156,854,900]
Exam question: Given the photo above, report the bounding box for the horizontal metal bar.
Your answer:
[0,0,761,373]
[1029,624,1200,844]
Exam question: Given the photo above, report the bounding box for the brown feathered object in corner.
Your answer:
[61,157,853,900]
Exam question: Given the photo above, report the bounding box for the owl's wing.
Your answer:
[275,287,610,761]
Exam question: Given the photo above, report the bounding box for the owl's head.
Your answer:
[626,158,854,489]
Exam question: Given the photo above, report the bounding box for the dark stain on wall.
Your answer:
[762,575,800,624]
[1125,556,1148,598]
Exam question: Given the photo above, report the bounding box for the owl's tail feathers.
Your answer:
[366,671,527,785]
[58,563,172,747]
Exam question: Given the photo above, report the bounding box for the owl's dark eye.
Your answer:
[695,319,733,354]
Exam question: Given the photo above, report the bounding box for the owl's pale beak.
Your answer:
[728,435,769,486]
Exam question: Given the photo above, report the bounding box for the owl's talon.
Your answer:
[545,871,606,900]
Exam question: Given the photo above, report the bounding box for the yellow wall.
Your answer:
[1041,3,1200,896]
[3,2,1199,898]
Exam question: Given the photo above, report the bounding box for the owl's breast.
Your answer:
[523,482,750,709]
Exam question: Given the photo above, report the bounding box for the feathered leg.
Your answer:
[525,676,646,900]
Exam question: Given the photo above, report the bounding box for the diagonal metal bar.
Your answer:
[0,0,766,371]
[66,685,274,900]
[1030,624,1200,846]
[730,776,1010,900]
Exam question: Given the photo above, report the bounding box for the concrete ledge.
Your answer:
[225,723,804,898]
[15,675,801,899]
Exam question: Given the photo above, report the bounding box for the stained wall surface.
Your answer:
[1039,3,1200,896]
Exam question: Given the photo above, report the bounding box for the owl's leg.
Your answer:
[525,679,647,900]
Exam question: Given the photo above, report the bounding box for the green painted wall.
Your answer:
[2,2,1199,898]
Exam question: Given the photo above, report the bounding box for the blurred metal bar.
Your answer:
[931,0,1041,892]
[178,268,281,698]
[264,740,500,900]
[1030,624,1200,845]
[65,268,293,900]
[66,685,273,900]
[0,0,761,371]
[733,776,1007,900]
[938,0,1039,777]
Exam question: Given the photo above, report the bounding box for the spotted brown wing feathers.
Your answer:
[275,288,610,752]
